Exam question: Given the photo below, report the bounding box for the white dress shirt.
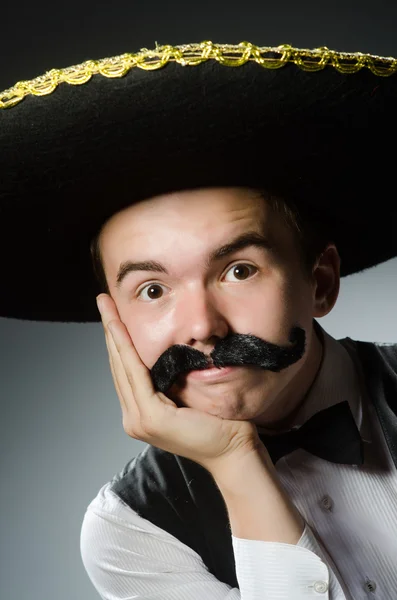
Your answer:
[80,325,397,599]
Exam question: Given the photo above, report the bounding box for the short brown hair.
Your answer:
[89,191,332,294]
[260,191,333,278]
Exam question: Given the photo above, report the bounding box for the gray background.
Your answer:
[1,2,397,599]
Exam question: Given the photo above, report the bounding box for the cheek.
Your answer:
[237,276,312,348]
[121,312,174,369]
[231,279,294,340]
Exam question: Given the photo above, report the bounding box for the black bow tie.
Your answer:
[258,401,364,466]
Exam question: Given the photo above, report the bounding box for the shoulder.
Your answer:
[82,445,200,532]
[109,444,211,517]
[82,473,175,536]
[79,448,238,596]
[340,336,397,372]
[80,478,216,599]
[79,445,212,567]
[81,444,235,587]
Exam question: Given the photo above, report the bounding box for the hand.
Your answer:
[97,293,265,473]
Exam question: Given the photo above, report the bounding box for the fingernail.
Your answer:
[96,296,104,312]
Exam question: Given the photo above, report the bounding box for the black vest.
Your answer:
[110,340,397,589]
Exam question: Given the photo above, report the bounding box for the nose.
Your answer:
[176,286,229,348]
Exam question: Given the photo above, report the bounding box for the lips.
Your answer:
[184,365,241,382]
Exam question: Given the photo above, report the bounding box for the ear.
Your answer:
[312,244,341,318]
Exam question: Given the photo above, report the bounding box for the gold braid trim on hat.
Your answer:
[1,41,397,109]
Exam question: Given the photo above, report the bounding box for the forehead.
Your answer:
[100,187,273,247]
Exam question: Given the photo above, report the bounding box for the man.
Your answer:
[1,42,397,599]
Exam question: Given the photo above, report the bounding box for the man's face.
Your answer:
[99,187,337,428]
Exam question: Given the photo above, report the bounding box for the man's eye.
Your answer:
[137,264,257,301]
[137,283,166,301]
[223,263,257,282]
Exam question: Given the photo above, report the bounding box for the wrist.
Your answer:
[209,443,276,494]
[211,445,305,544]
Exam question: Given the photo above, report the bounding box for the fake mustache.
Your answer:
[150,326,306,393]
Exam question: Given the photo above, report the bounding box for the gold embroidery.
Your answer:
[1,41,396,109]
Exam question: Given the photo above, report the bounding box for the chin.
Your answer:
[170,388,256,421]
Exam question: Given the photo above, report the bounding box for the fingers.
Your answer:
[104,324,127,412]
[96,294,171,431]
[98,294,141,426]
[97,294,154,400]
[104,326,145,438]
[106,317,162,418]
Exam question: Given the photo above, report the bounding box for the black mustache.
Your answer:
[150,326,306,393]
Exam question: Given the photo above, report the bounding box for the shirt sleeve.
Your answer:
[232,523,348,599]
[80,498,240,600]
[80,489,347,600]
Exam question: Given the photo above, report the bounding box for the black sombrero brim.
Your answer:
[1,42,397,323]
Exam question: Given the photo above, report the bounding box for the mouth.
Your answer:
[180,364,242,384]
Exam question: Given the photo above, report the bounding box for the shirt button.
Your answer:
[314,580,328,593]
[364,579,377,592]
[320,494,334,511]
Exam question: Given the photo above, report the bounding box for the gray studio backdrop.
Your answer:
[1,3,397,599]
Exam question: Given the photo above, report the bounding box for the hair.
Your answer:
[89,190,333,295]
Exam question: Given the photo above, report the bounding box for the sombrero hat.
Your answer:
[1,41,396,322]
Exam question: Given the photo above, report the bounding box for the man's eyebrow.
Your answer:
[115,231,272,289]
